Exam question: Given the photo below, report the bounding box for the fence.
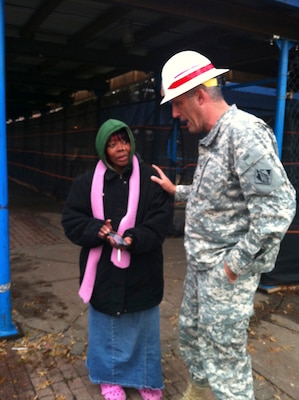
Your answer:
[7,83,299,204]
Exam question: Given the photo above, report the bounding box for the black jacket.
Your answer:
[61,160,171,315]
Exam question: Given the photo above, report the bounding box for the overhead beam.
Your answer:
[148,28,279,77]
[112,0,299,41]
[6,37,153,70]
[6,70,109,92]
[108,15,185,55]
[19,0,64,39]
[69,5,131,46]
[37,5,131,73]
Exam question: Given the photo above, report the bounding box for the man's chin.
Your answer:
[182,121,197,133]
[186,124,195,133]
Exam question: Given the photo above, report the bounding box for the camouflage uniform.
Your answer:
[175,105,296,399]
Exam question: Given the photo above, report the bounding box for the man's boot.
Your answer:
[181,381,208,400]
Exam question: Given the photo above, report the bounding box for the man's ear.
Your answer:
[194,87,206,104]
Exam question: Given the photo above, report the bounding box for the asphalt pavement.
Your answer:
[0,181,298,400]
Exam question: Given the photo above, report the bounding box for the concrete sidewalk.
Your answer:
[0,182,298,400]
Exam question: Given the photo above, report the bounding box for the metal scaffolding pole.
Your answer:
[0,0,19,338]
[274,37,296,159]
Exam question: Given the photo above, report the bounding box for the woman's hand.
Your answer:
[123,236,133,247]
[99,220,132,249]
[98,219,113,239]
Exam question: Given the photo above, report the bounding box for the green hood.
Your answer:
[95,119,136,169]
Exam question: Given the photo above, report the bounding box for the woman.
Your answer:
[61,119,171,400]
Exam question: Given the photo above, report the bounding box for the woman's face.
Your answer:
[105,133,131,173]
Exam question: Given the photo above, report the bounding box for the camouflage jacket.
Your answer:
[175,105,296,276]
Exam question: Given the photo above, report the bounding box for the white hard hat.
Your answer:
[160,50,229,104]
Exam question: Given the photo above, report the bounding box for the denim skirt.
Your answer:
[86,304,164,389]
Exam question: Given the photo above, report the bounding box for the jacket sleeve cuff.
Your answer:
[225,248,254,276]
[175,185,191,202]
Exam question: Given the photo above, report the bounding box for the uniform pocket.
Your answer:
[200,262,234,324]
[200,262,259,324]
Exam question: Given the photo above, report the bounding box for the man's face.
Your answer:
[171,90,204,133]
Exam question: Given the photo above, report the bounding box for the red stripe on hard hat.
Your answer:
[168,63,214,89]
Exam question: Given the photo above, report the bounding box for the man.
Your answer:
[151,50,296,400]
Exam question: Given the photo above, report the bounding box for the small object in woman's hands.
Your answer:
[108,231,128,247]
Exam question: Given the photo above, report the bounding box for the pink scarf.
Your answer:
[78,155,140,303]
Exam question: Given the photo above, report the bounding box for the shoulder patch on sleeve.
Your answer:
[255,169,271,185]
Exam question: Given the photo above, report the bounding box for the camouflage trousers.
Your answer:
[179,261,260,400]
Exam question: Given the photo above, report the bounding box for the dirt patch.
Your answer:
[11,279,68,320]
[251,289,299,327]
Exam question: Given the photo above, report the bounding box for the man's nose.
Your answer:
[172,106,180,119]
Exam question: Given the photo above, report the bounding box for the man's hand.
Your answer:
[224,262,238,283]
[151,164,176,195]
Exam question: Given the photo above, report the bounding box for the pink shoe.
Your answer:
[101,384,126,400]
[138,388,163,400]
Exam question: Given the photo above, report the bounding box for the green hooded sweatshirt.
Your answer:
[95,119,136,171]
